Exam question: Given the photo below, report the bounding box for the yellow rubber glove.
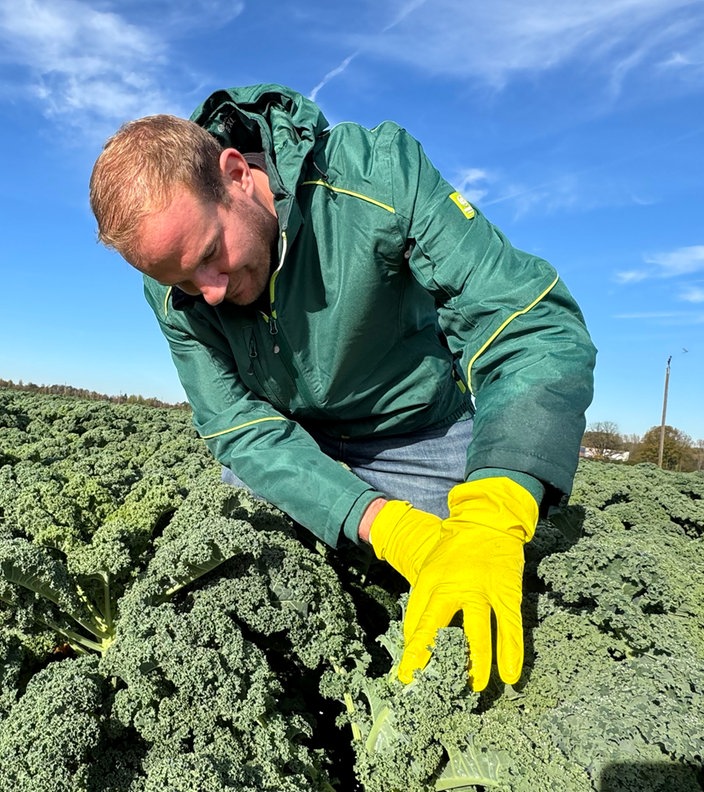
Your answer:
[398,477,538,691]
[369,501,443,587]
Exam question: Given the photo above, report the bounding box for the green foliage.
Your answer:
[0,632,22,718]
[632,424,695,470]
[327,462,704,791]
[0,392,355,789]
[1,391,703,791]
[0,655,128,792]
[581,420,624,459]
[487,460,704,791]
[0,390,212,656]
[105,567,330,790]
[323,622,501,791]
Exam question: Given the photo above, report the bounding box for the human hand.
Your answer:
[398,478,538,690]
[369,501,443,587]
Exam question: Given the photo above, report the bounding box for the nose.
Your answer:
[193,266,229,306]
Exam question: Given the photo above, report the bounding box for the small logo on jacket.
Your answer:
[449,191,475,219]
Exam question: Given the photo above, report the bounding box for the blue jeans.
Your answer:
[221,416,473,518]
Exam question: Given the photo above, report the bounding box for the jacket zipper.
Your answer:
[266,229,288,354]
[247,333,258,376]
[255,228,319,412]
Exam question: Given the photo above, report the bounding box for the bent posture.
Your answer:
[90,84,596,690]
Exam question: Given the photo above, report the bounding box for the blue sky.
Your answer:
[1,0,702,441]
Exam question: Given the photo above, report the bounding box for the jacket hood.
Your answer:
[190,84,329,218]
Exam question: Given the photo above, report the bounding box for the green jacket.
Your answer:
[143,84,596,547]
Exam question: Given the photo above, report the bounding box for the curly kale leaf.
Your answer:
[0,631,23,718]
[325,621,496,792]
[201,530,365,669]
[465,461,704,791]
[540,466,704,661]
[104,573,333,790]
[0,535,110,647]
[0,656,108,792]
[153,476,366,669]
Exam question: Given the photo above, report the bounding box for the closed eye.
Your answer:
[200,241,219,265]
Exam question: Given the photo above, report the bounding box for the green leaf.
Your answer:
[0,540,76,610]
[271,581,309,617]
[145,519,247,603]
[154,541,233,600]
[377,626,404,664]
[435,740,508,790]
[0,537,108,643]
[361,682,399,754]
[548,506,584,542]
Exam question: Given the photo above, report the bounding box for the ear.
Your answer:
[219,148,254,196]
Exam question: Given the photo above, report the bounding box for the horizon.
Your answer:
[0,377,696,445]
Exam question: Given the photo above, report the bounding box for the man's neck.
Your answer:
[251,168,276,217]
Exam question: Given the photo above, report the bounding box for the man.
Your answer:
[90,84,596,691]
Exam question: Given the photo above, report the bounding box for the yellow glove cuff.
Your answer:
[448,477,539,542]
[370,500,442,586]
[369,501,414,560]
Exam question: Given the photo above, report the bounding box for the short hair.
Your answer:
[89,114,229,262]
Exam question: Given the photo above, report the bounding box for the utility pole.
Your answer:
[657,356,672,468]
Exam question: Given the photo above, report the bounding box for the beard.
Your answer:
[224,194,280,307]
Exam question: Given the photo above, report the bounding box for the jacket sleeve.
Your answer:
[387,125,596,507]
[143,282,380,547]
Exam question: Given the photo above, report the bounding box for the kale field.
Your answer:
[0,389,702,791]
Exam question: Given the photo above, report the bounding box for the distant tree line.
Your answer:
[3,378,701,471]
[0,378,188,410]
[582,420,704,472]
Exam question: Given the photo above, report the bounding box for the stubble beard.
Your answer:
[225,197,280,306]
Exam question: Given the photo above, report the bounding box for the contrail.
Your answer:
[308,0,429,101]
[309,53,359,102]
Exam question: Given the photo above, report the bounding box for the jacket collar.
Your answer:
[190,85,322,263]
[171,287,205,311]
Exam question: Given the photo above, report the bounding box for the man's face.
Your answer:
[134,182,278,307]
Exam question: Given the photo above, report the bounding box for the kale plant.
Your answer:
[1,391,702,791]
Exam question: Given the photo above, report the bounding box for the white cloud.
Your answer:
[309,0,430,100]
[615,311,681,319]
[452,168,493,205]
[679,285,704,303]
[645,245,704,276]
[338,0,704,93]
[310,53,360,102]
[0,0,165,132]
[124,0,244,30]
[616,245,704,284]
[614,310,704,324]
[471,169,591,219]
[0,0,243,137]
[614,270,651,284]
[0,0,160,74]
[446,153,665,219]
[381,0,429,33]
